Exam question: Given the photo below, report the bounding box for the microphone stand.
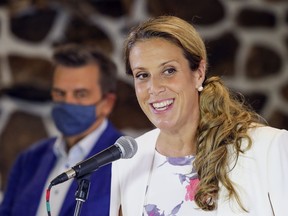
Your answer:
[73,174,91,216]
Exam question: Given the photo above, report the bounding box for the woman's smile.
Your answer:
[150,98,174,112]
[129,38,203,131]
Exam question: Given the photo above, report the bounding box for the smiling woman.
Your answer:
[109,15,288,216]
[129,38,204,135]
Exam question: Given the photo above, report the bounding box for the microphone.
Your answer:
[50,136,137,186]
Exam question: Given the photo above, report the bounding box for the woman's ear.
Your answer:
[197,59,206,83]
[195,60,206,92]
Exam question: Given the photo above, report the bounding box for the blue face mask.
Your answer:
[51,103,97,137]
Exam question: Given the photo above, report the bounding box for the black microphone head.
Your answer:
[115,136,138,159]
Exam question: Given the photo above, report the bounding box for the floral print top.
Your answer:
[143,151,216,216]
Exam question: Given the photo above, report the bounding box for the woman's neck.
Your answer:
[156,129,197,157]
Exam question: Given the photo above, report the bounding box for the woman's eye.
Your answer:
[135,72,149,80]
[164,67,176,75]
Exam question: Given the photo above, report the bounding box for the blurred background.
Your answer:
[0,0,287,201]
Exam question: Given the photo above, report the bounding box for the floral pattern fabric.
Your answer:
[143,151,215,216]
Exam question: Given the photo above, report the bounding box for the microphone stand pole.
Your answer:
[73,174,91,216]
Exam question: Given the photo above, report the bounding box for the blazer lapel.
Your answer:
[59,122,122,216]
[130,129,160,215]
[24,144,57,215]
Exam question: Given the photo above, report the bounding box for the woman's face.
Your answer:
[129,38,204,132]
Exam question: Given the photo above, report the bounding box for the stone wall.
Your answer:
[0,0,288,197]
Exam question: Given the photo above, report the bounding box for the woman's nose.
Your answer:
[148,77,165,96]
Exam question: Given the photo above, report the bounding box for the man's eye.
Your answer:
[75,91,88,98]
[52,90,65,98]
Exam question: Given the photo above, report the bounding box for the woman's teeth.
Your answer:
[152,99,173,111]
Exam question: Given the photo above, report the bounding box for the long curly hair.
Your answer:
[124,15,266,211]
[194,76,264,210]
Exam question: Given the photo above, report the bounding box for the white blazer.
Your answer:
[110,126,288,216]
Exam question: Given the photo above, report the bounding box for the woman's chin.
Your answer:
[153,120,175,131]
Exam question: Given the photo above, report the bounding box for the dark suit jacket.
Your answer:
[0,121,122,216]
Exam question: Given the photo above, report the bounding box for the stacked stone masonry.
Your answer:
[0,0,288,196]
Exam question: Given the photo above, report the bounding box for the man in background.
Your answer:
[0,44,122,216]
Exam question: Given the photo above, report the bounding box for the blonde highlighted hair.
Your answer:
[124,15,265,211]
[195,76,264,210]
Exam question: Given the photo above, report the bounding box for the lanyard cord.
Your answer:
[46,184,53,216]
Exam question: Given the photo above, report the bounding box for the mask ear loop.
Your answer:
[93,93,110,119]
[94,89,114,105]
[92,94,106,106]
